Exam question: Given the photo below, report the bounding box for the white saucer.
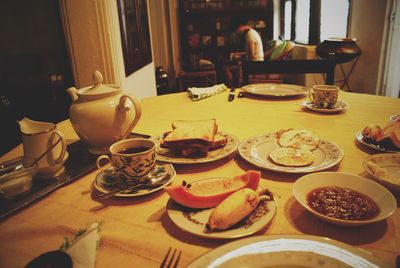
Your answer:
[94,162,175,197]
[300,100,349,113]
[35,152,69,180]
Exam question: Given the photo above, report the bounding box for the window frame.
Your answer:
[117,0,152,76]
[280,0,351,45]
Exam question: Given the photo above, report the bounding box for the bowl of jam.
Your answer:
[293,172,396,226]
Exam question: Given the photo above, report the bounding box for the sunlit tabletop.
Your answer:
[0,90,399,267]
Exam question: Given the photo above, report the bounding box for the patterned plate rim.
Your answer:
[238,132,344,173]
[167,198,277,239]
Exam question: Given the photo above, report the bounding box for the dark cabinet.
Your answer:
[179,0,274,81]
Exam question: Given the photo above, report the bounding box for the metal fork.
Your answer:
[160,247,181,268]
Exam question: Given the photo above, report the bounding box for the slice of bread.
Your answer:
[161,119,223,156]
[164,119,217,144]
[278,129,320,151]
[209,133,228,150]
[270,147,315,167]
[163,119,217,145]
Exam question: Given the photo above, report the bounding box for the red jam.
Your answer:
[307,186,380,221]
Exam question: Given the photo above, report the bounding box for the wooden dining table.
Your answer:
[0,89,399,267]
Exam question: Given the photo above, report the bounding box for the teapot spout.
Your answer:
[67,87,78,102]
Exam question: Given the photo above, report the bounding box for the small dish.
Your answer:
[94,162,175,197]
[300,100,349,113]
[167,196,276,239]
[355,131,400,153]
[0,164,37,199]
[293,172,396,226]
[363,153,400,193]
[389,114,399,121]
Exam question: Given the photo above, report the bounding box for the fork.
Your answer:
[160,247,181,268]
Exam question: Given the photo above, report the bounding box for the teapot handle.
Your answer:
[118,94,142,139]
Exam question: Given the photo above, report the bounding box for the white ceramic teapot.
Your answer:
[67,71,142,154]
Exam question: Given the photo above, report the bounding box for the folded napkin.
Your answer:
[188,84,228,101]
[61,222,101,268]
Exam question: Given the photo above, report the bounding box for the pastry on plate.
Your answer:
[269,147,315,167]
[277,129,320,151]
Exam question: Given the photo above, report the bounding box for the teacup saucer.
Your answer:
[300,100,349,113]
[94,162,175,197]
[35,152,69,180]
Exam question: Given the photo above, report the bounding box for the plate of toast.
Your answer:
[238,129,344,173]
[152,119,239,164]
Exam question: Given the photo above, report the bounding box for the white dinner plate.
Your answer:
[356,131,400,153]
[94,162,175,197]
[241,83,308,97]
[364,153,400,193]
[238,132,344,173]
[300,100,349,113]
[151,132,239,164]
[186,235,391,268]
[167,197,276,239]
[293,172,396,226]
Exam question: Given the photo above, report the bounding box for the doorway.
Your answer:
[0,0,74,155]
[0,0,74,123]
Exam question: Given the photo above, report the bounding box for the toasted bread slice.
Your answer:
[270,147,315,167]
[209,133,228,150]
[163,119,217,146]
[278,129,320,151]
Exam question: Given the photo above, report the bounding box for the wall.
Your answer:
[348,0,388,94]
[61,0,157,99]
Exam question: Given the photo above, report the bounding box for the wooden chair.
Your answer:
[242,59,336,86]
[178,70,217,91]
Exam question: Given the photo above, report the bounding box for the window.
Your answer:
[281,0,351,45]
[117,0,152,76]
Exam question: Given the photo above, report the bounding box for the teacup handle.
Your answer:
[53,130,67,164]
[96,155,112,173]
[308,89,315,103]
[118,94,142,139]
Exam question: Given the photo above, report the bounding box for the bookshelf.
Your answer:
[179,0,274,81]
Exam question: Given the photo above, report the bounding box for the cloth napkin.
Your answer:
[62,222,101,268]
[188,84,228,101]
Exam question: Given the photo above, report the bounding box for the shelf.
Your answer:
[179,0,274,81]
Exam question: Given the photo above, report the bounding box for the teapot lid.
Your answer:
[77,71,120,96]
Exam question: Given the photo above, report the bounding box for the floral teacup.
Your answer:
[309,85,339,109]
[96,138,156,181]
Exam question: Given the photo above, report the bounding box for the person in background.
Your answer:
[237,20,264,61]
[224,18,264,88]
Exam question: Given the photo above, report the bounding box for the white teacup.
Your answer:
[96,138,156,181]
[309,85,339,109]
